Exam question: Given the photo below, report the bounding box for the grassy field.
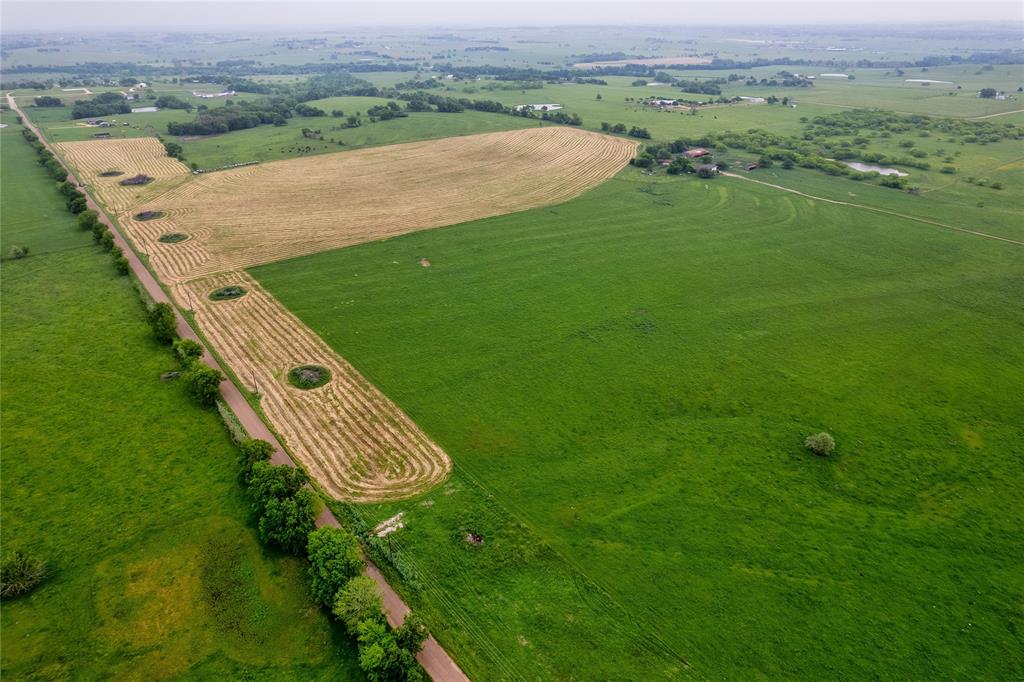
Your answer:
[253,167,1024,679]
[0,113,363,680]
[177,96,541,168]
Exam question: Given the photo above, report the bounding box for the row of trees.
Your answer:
[71,91,130,119]
[600,121,651,139]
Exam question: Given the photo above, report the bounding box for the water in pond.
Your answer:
[844,162,908,177]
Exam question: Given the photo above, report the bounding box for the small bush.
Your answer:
[119,174,154,186]
[133,210,165,221]
[307,527,365,607]
[147,302,177,344]
[804,432,836,456]
[182,362,224,406]
[333,576,385,633]
[99,231,115,252]
[77,209,100,230]
[288,365,331,389]
[209,285,247,301]
[113,255,130,275]
[158,233,189,244]
[1,551,47,600]
[173,338,204,365]
[238,439,275,481]
[9,245,29,259]
[248,462,317,554]
[91,221,108,243]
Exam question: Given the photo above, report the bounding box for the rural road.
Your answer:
[9,93,470,682]
[969,108,1024,120]
[722,171,1024,247]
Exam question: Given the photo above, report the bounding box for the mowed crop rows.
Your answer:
[176,271,451,501]
[55,138,190,213]
[54,128,635,502]
[133,127,637,281]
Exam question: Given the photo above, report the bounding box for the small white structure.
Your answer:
[192,90,236,99]
[739,96,766,103]
[819,73,849,78]
[905,79,954,85]
[131,106,158,113]
[515,103,563,111]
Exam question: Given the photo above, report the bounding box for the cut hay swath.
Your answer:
[57,127,637,501]
[55,138,190,213]
[130,127,638,282]
[176,272,451,502]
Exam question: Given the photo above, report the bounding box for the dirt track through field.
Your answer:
[54,127,635,502]
[722,172,1024,247]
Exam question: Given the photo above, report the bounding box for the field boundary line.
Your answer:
[721,172,1024,247]
[969,108,1024,120]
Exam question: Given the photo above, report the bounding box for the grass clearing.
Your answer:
[253,168,1024,679]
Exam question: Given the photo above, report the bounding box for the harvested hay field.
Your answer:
[175,271,451,502]
[55,138,190,213]
[131,127,636,282]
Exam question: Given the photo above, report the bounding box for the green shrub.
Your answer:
[356,618,423,681]
[113,255,130,275]
[248,461,318,554]
[77,209,100,230]
[307,527,365,607]
[333,576,385,633]
[173,338,204,365]
[147,302,177,344]
[182,362,224,407]
[91,221,108,243]
[238,439,275,480]
[99,231,115,252]
[1,551,47,600]
[804,432,836,456]
[9,245,29,259]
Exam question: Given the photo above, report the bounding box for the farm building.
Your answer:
[684,148,711,159]
[739,96,766,104]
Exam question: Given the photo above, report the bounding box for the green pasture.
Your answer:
[0,115,363,680]
[254,168,1024,680]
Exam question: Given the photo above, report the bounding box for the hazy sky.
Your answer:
[2,0,1022,31]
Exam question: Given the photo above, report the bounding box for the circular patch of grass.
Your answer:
[287,365,331,390]
[208,285,247,301]
[98,170,124,177]
[134,210,165,221]
[158,232,189,244]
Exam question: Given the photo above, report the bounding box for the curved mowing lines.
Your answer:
[154,127,636,278]
[64,128,634,502]
[175,272,451,501]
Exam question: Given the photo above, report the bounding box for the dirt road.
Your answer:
[9,93,469,682]
[722,171,1024,247]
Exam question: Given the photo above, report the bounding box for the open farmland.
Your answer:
[64,127,636,282]
[51,126,636,503]
[175,271,451,501]
[253,169,1024,679]
[55,137,190,212]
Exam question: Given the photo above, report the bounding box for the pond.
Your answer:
[844,162,908,177]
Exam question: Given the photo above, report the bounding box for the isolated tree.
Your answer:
[182,362,223,406]
[307,527,365,606]
[804,432,836,456]
[147,302,177,344]
[333,575,385,633]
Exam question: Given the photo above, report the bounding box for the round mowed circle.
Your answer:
[158,232,189,243]
[287,365,331,390]
[208,285,247,301]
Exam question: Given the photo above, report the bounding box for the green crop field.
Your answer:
[253,167,1024,679]
[0,113,363,680]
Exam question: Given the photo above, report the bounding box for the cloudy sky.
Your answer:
[2,0,1021,31]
